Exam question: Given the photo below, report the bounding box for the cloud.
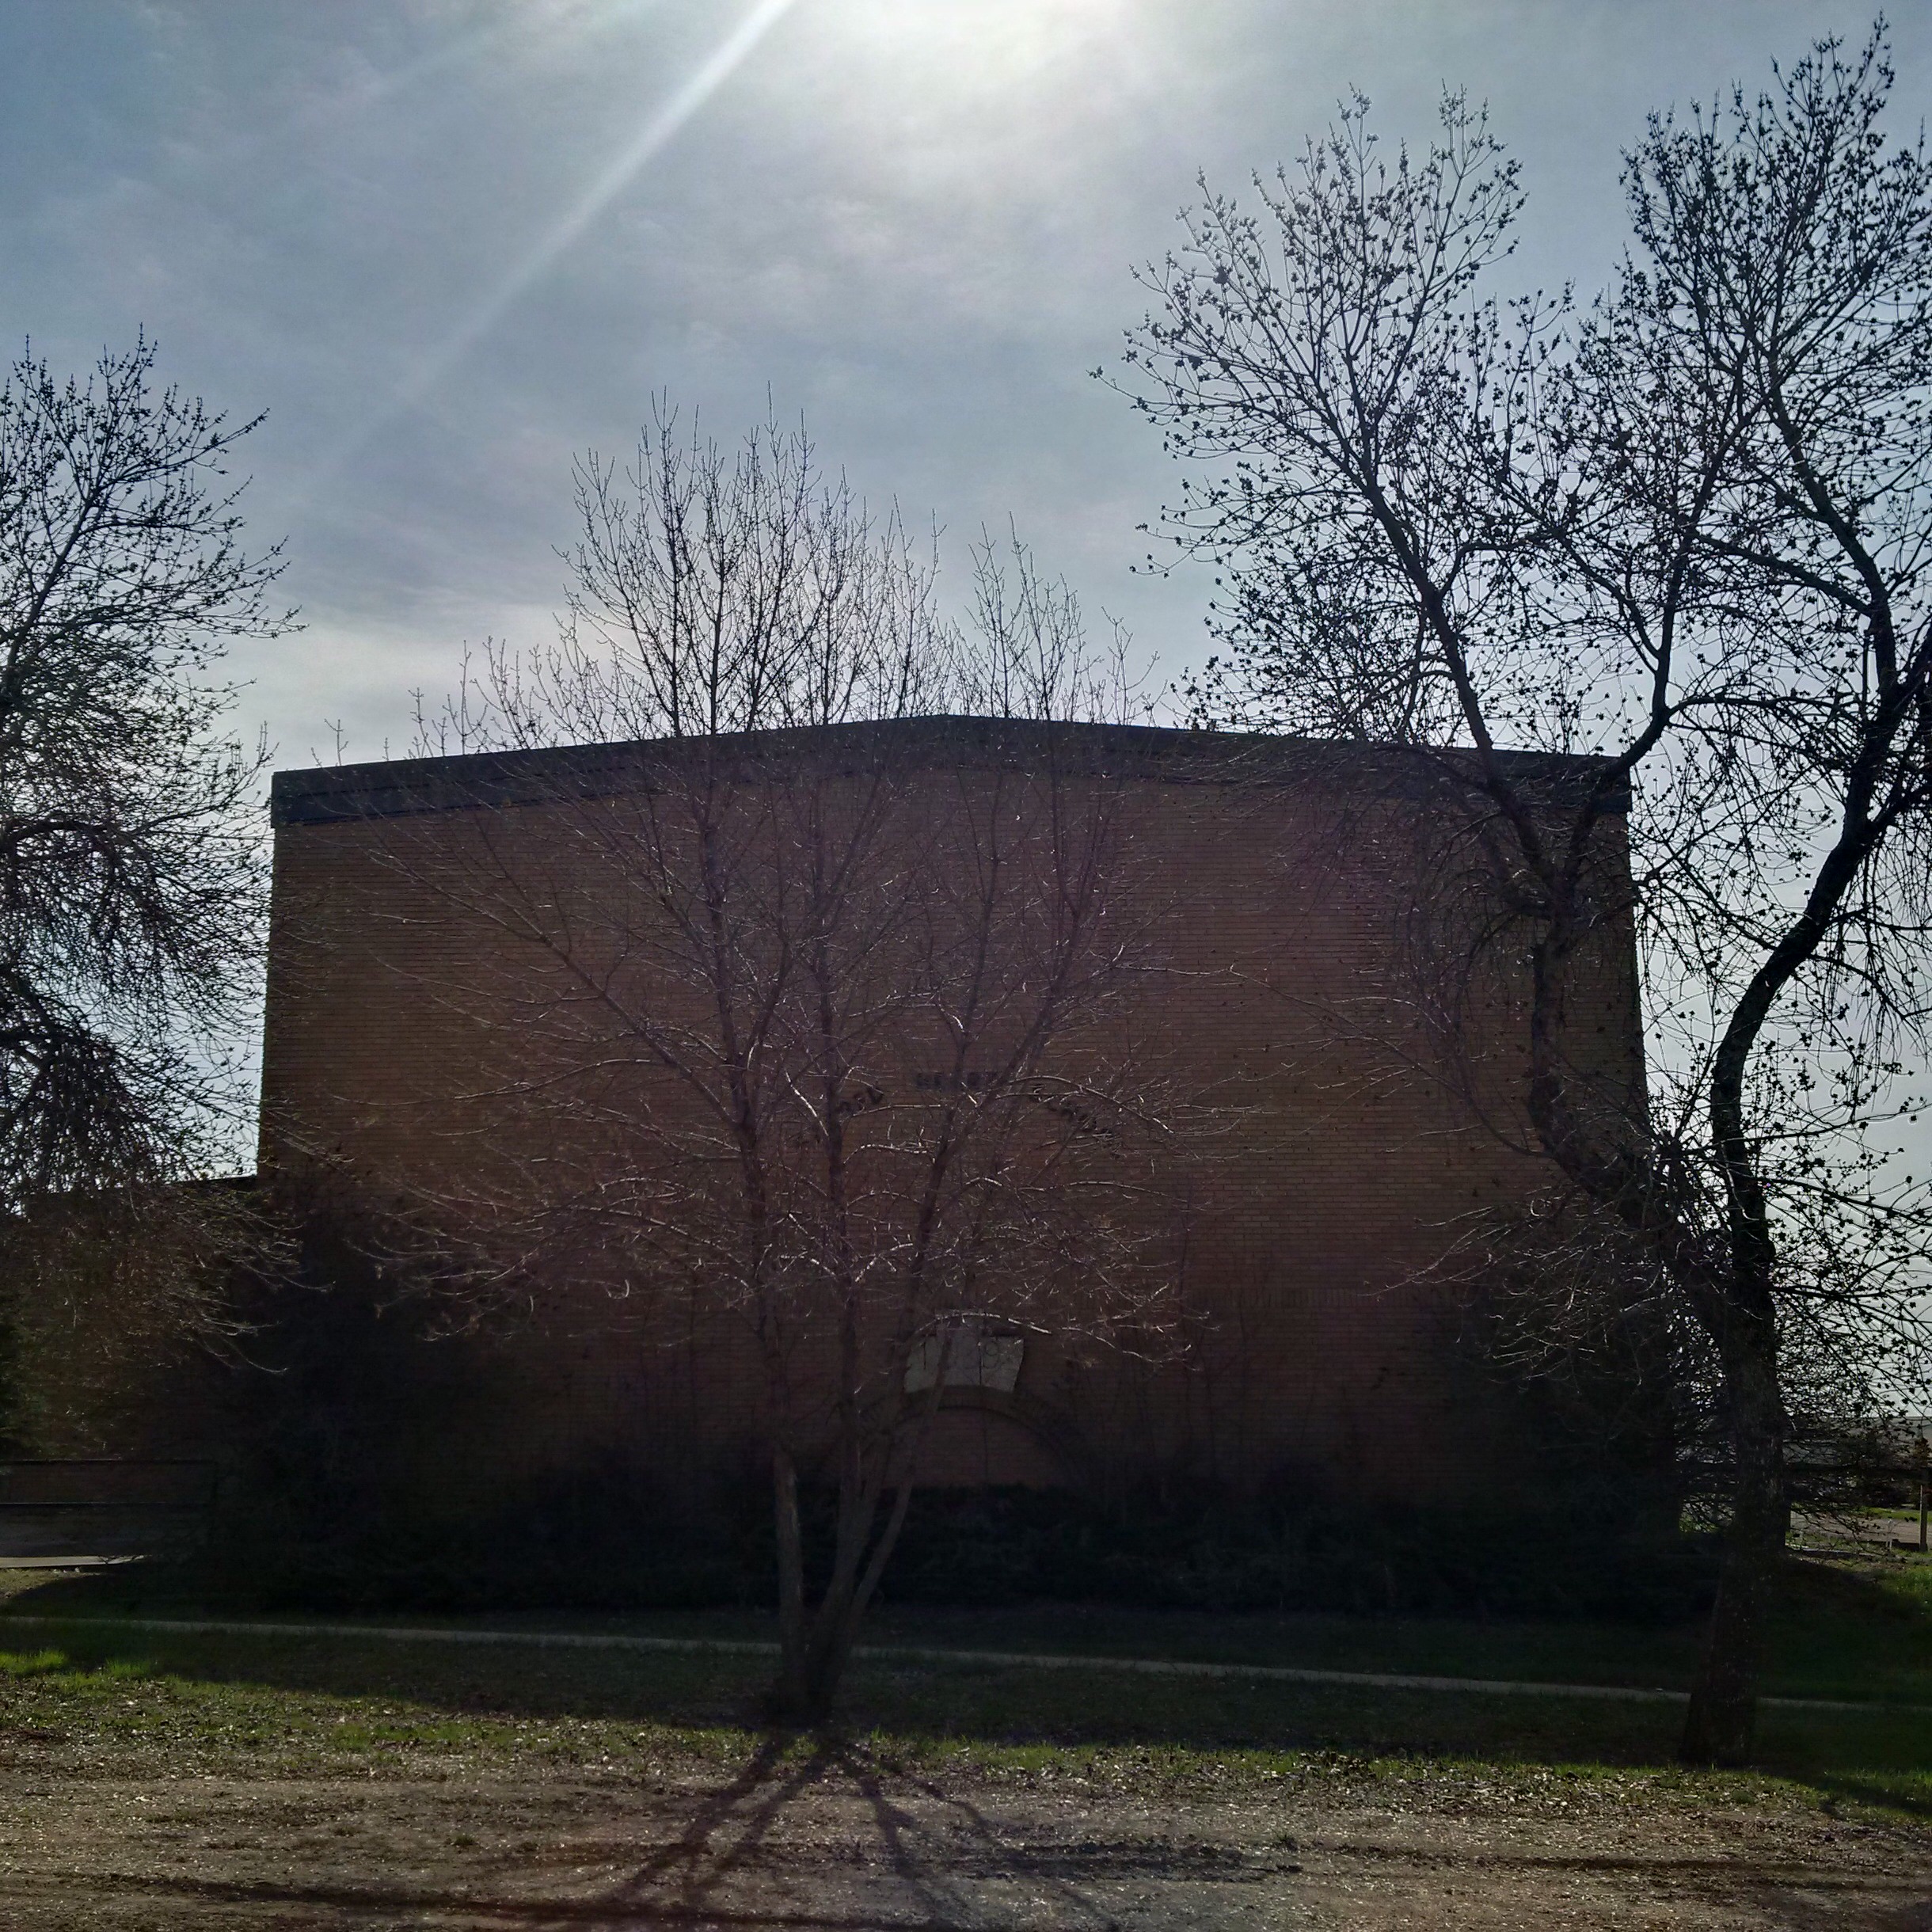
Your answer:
[0,0,1920,762]
[312,0,800,489]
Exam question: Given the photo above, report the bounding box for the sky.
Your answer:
[2,0,1927,770]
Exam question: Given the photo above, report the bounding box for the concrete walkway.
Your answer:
[0,1610,1914,1716]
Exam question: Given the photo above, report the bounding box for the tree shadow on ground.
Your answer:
[23,1734,1929,1931]
[587,1735,1127,1930]
[32,1736,1142,1930]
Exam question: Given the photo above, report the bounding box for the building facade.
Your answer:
[258,718,1643,1520]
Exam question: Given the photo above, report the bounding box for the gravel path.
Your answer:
[2,1751,1928,1929]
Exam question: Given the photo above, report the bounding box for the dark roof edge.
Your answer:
[270,716,1633,827]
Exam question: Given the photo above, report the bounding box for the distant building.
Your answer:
[258,718,1643,1518]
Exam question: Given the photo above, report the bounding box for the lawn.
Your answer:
[0,1552,1925,1808]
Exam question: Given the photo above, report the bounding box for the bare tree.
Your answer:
[0,335,289,1198]
[386,414,1181,1721]
[1121,28,1932,1763]
[0,337,291,1439]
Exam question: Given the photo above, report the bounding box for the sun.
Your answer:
[828,0,1138,89]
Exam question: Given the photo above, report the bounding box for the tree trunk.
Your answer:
[797,1611,859,1725]
[764,1418,933,1727]
[769,1444,812,1722]
[794,1555,866,1725]
[763,1451,883,1727]
[1679,1333,1786,1767]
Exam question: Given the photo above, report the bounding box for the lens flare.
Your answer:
[312,0,797,490]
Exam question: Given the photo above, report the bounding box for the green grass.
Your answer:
[0,1554,1924,1817]
[8,1549,1930,1700]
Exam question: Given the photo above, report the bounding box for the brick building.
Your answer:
[259,718,1642,1519]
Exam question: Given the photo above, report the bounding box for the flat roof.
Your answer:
[270,715,1632,828]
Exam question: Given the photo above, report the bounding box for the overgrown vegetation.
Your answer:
[196,1175,1700,1623]
[198,1476,1714,1626]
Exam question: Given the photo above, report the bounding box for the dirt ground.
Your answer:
[2,1744,1929,1930]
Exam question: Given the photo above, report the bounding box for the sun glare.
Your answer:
[835,0,1134,84]
[307,0,798,492]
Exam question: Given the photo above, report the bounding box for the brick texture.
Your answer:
[257,721,1643,1513]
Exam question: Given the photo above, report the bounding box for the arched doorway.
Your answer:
[913,1387,1088,1489]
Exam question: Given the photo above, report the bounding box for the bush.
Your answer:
[199,1459,1713,1624]
[876,1483,1713,1622]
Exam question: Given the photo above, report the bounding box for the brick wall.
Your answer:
[257,721,1643,1516]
